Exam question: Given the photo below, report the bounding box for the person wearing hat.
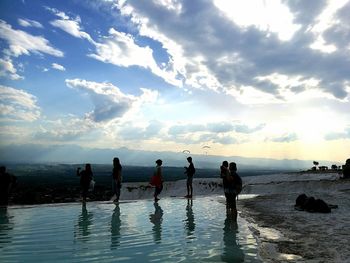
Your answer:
[184,156,195,198]
[153,159,163,202]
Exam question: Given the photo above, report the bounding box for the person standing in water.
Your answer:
[112,157,122,203]
[153,159,163,202]
[220,161,233,211]
[184,156,195,198]
[77,164,93,202]
[227,162,242,221]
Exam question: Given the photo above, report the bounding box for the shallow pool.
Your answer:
[0,196,260,262]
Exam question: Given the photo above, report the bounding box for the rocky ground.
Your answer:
[238,177,350,263]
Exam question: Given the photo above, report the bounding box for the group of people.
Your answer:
[76,157,123,203]
[220,161,243,221]
[76,156,243,219]
[77,157,196,203]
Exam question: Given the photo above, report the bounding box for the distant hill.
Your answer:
[0,143,341,170]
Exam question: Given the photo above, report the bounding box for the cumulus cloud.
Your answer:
[51,63,65,71]
[0,57,23,80]
[114,0,350,100]
[18,18,43,28]
[0,85,40,121]
[0,19,63,58]
[65,78,158,122]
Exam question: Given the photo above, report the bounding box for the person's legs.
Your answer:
[187,177,193,197]
[82,187,88,202]
[115,183,121,202]
[154,185,162,201]
[229,194,237,221]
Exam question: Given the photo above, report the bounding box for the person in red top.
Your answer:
[77,163,93,202]
[112,157,122,203]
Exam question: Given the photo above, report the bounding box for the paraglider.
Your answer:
[182,150,191,154]
[202,145,210,155]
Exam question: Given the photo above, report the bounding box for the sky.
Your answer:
[0,0,350,163]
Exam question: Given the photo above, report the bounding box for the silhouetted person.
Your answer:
[184,199,195,239]
[342,158,350,179]
[76,203,93,241]
[76,164,93,202]
[110,205,121,249]
[149,202,163,243]
[220,161,230,207]
[221,211,244,262]
[152,159,163,202]
[227,162,242,221]
[112,158,122,203]
[184,157,195,198]
[0,166,17,206]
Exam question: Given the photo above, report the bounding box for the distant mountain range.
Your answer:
[0,143,341,170]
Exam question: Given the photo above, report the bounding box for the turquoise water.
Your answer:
[0,196,260,262]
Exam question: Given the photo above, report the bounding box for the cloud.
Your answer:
[324,127,350,140]
[0,19,63,57]
[114,0,350,101]
[118,120,164,140]
[88,28,181,86]
[18,18,43,28]
[46,6,181,87]
[269,133,298,143]
[0,85,40,121]
[33,116,96,142]
[168,121,264,135]
[51,63,65,71]
[65,78,158,122]
[47,8,94,43]
[0,57,24,80]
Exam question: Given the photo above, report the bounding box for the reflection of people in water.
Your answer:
[221,212,245,263]
[76,203,93,241]
[0,207,14,248]
[0,166,17,206]
[184,199,195,239]
[149,202,163,243]
[110,205,121,249]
